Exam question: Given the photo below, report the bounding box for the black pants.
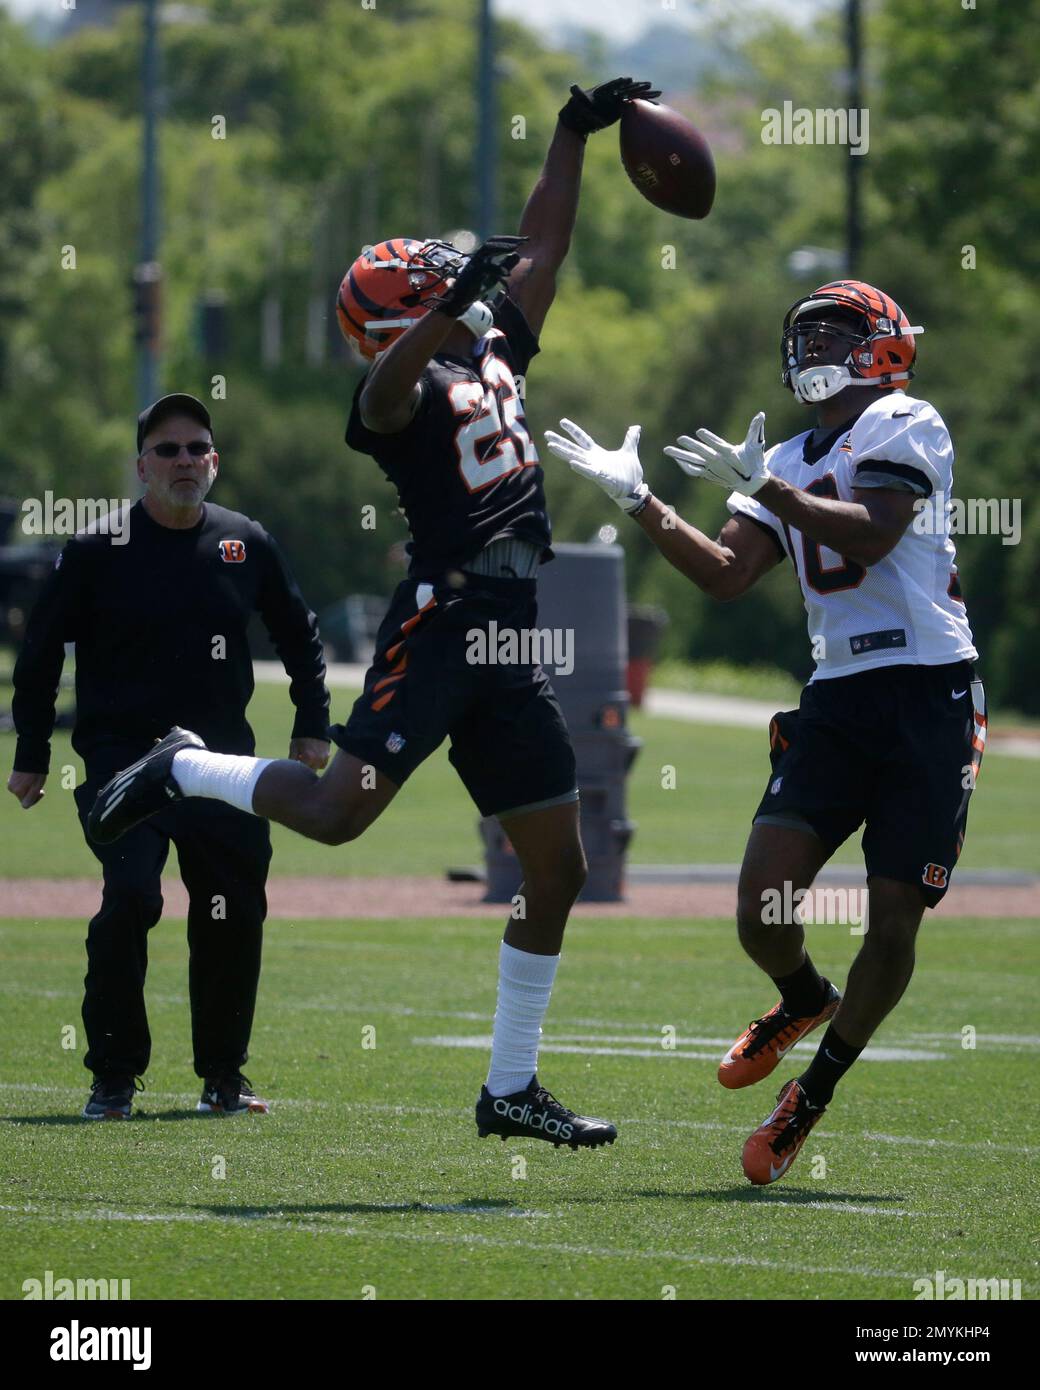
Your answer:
[75,760,272,1080]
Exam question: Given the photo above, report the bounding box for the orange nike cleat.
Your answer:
[718,981,840,1090]
[742,1078,825,1185]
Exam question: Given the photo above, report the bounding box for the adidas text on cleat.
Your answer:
[475,1076,616,1150]
[197,1074,270,1115]
[87,727,205,845]
[718,980,841,1090]
[82,1075,143,1120]
[742,1078,825,1185]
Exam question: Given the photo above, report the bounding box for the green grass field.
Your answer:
[0,913,1036,1300]
[2,678,1037,876]
[2,674,1037,1301]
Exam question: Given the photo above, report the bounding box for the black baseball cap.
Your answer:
[137,393,213,454]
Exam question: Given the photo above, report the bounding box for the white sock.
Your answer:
[171,750,273,815]
[485,941,560,1098]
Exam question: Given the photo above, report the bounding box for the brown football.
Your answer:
[619,99,716,220]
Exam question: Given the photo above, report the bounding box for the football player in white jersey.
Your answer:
[545,280,985,1184]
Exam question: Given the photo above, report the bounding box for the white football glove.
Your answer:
[543,419,649,514]
[664,411,770,497]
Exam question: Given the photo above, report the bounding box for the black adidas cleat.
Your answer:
[197,1073,270,1115]
[88,727,205,845]
[475,1076,617,1150]
[82,1075,143,1120]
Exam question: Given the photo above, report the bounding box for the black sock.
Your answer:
[798,1024,863,1108]
[770,957,827,1017]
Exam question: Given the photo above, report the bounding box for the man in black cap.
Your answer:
[7,394,330,1118]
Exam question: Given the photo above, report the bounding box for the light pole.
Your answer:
[845,0,863,276]
[135,0,162,423]
[475,0,497,239]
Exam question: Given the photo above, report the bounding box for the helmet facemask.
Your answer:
[783,308,872,403]
[408,239,505,340]
[399,240,469,304]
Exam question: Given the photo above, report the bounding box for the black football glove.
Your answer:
[558,76,661,136]
[429,236,528,318]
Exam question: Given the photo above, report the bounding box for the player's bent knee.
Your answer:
[310,802,372,846]
[861,918,919,957]
[526,849,586,909]
[737,887,776,938]
[566,858,588,906]
[561,846,588,897]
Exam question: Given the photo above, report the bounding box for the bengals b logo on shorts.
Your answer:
[218,539,246,563]
[922,862,948,889]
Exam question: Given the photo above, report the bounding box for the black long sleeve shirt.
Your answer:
[12,500,330,774]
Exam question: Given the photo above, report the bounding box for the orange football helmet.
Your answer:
[781,279,924,403]
[335,238,468,359]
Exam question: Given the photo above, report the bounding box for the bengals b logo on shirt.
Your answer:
[218,539,246,563]
[922,862,948,889]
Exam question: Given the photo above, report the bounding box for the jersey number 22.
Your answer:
[448,355,537,493]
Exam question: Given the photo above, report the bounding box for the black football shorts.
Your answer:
[753,660,986,907]
[330,573,577,819]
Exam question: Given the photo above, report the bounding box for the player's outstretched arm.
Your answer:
[667,412,917,567]
[509,76,659,336]
[508,124,585,337]
[359,308,459,434]
[544,418,779,600]
[634,502,782,600]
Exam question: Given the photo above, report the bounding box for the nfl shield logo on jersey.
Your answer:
[385,731,406,754]
[770,776,783,795]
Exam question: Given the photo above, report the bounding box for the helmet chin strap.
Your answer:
[791,363,911,404]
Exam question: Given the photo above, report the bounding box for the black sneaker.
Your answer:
[197,1073,270,1115]
[88,728,206,845]
[475,1076,617,1150]
[82,1075,143,1120]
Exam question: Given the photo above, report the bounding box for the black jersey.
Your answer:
[345,296,553,578]
[12,500,329,772]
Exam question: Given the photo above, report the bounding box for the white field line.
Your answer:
[0,1201,929,1284]
[906,1032,1040,1047]
[0,1196,911,1221]
[758,1201,915,1217]
[0,1082,449,1117]
[0,1200,549,1221]
[3,978,1037,1055]
[621,1117,1040,1157]
[413,1034,951,1064]
[2,1083,1036,1157]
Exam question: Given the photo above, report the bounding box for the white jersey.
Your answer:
[728,391,977,680]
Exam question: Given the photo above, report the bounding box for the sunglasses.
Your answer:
[143,440,214,458]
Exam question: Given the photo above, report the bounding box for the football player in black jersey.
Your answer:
[90,77,660,1150]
